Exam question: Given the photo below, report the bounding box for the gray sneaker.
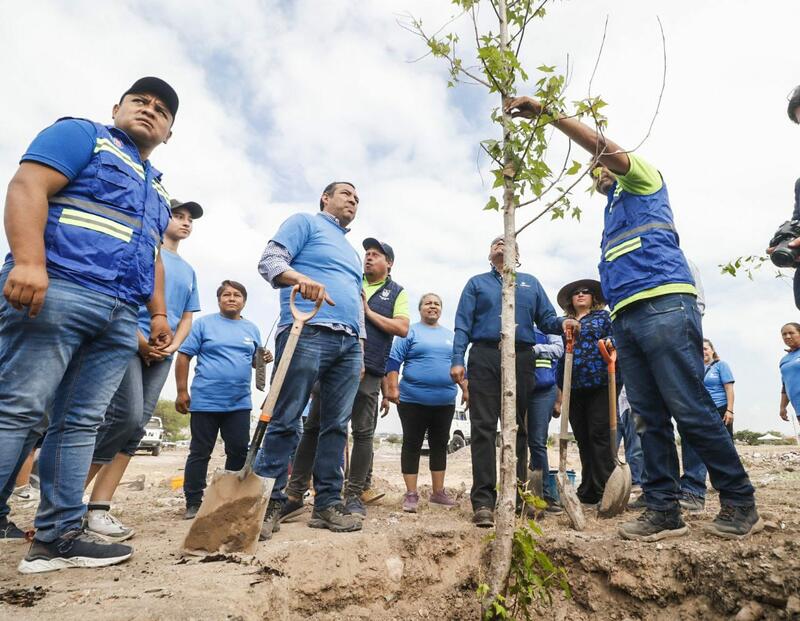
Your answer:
[184,505,200,520]
[259,499,282,541]
[309,503,362,532]
[627,493,647,510]
[278,498,305,523]
[704,503,764,540]
[619,508,688,542]
[679,491,705,514]
[472,507,494,528]
[344,495,366,520]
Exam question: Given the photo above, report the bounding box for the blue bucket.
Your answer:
[545,469,576,502]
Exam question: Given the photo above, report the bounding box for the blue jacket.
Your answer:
[599,177,695,318]
[533,329,562,390]
[44,119,170,305]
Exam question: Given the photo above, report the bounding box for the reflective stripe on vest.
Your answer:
[610,282,698,319]
[535,359,552,368]
[152,179,170,203]
[603,221,676,252]
[94,138,145,179]
[51,195,142,229]
[605,236,642,262]
[58,208,133,243]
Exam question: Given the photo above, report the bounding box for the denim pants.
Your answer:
[0,416,48,522]
[0,271,138,541]
[255,325,361,509]
[526,385,556,477]
[612,294,755,510]
[184,410,250,506]
[680,404,731,498]
[616,408,644,486]
[93,354,173,463]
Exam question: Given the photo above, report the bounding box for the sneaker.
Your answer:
[361,489,386,505]
[679,491,705,514]
[278,498,305,523]
[429,490,456,508]
[308,503,362,532]
[18,529,132,574]
[84,506,135,542]
[11,484,39,503]
[472,507,494,528]
[184,504,200,520]
[0,518,26,542]
[402,491,419,513]
[259,500,283,541]
[627,493,647,510]
[619,508,688,542]
[544,499,564,515]
[704,503,764,540]
[344,496,366,520]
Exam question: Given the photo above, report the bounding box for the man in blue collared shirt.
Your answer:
[450,236,574,527]
[256,181,365,536]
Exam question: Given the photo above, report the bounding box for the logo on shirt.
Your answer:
[380,289,391,300]
[519,281,531,288]
[113,137,123,148]
[243,337,254,345]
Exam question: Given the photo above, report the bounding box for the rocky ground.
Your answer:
[1,444,799,620]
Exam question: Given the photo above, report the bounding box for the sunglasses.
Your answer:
[572,288,592,296]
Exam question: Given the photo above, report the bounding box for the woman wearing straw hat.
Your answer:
[555,279,617,506]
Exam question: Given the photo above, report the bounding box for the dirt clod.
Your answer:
[735,601,764,621]
[0,587,46,608]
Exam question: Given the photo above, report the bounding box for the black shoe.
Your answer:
[259,499,283,541]
[278,498,305,523]
[704,503,764,540]
[0,518,26,542]
[184,505,201,520]
[308,503,362,532]
[627,493,647,510]
[472,507,494,528]
[619,508,688,542]
[18,529,132,574]
[544,499,564,516]
[679,491,705,514]
[344,495,366,520]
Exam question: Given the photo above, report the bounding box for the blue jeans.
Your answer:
[612,294,754,510]
[0,271,138,541]
[0,416,48,521]
[680,404,731,498]
[527,385,556,476]
[616,408,644,486]
[93,354,173,463]
[255,325,361,509]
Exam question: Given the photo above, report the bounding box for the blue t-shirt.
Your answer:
[137,248,200,339]
[179,313,261,412]
[387,322,458,406]
[703,360,734,407]
[780,348,800,417]
[21,119,96,180]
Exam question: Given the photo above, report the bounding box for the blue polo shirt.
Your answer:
[137,248,200,339]
[452,268,562,366]
[703,360,734,408]
[179,313,261,412]
[780,348,800,417]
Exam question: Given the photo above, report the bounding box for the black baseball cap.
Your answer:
[121,77,179,120]
[363,238,394,262]
[170,198,203,219]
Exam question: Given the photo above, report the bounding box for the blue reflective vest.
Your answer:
[533,330,556,390]
[44,119,171,306]
[598,177,696,318]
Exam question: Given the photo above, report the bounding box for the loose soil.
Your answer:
[1,444,799,620]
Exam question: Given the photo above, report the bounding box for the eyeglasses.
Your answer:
[572,288,592,296]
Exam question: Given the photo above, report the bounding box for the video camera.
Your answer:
[769,220,800,267]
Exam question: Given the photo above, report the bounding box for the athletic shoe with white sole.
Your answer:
[18,529,133,574]
[0,518,26,542]
[84,506,135,542]
[11,484,40,503]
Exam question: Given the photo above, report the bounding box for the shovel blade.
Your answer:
[556,471,586,531]
[598,464,632,518]
[181,468,274,555]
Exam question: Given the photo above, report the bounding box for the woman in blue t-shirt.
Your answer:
[702,339,735,436]
[779,323,800,431]
[385,293,467,513]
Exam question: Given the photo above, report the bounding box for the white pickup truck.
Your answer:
[137,416,164,456]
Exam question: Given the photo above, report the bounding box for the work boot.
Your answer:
[402,491,419,513]
[184,505,200,520]
[308,503,362,532]
[18,529,133,574]
[619,508,688,542]
[679,491,705,515]
[360,489,385,505]
[704,503,764,540]
[344,496,366,520]
[278,498,305,523]
[84,504,135,542]
[543,498,564,516]
[627,493,647,510]
[429,490,457,508]
[259,500,282,541]
[472,507,494,528]
[0,517,26,542]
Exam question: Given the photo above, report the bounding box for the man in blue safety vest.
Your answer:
[505,95,762,542]
[0,77,177,573]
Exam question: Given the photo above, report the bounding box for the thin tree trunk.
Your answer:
[486,0,518,611]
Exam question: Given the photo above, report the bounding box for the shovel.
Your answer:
[556,326,586,531]
[181,286,323,555]
[597,338,632,518]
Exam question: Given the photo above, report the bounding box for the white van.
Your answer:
[420,404,471,454]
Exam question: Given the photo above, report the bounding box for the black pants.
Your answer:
[569,386,614,504]
[467,344,534,511]
[184,410,250,507]
[398,402,455,474]
[716,404,733,437]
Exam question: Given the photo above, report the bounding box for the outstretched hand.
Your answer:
[504,96,545,119]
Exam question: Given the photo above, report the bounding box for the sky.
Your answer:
[1,0,799,437]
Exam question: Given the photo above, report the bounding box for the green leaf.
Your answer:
[566,160,581,175]
[484,196,500,211]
